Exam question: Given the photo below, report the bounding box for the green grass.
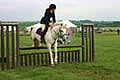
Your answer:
[0,32,120,80]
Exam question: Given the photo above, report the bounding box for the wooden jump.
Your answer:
[19,50,80,66]
[19,45,84,50]
[0,22,95,71]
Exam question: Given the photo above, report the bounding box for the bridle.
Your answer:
[51,27,68,38]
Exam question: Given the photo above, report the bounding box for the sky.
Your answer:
[0,0,120,21]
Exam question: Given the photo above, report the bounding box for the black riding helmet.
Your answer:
[49,4,56,9]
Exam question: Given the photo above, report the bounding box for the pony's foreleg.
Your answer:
[54,41,58,64]
[48,44,54,65]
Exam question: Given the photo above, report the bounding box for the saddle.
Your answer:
[36,28,42,36]
[36,27,48,44]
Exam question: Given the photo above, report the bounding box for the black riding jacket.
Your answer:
[40,9,56,25]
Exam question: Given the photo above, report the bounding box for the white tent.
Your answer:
[62,20,77,28]
[62,20,82,32]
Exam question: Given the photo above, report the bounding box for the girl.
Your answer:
[40,4,56,40]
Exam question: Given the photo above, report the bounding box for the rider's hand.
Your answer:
[49,23,54,27]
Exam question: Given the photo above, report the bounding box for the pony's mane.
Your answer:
[54,21,66,28]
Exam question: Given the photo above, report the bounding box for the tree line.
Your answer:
[71,20,120,27]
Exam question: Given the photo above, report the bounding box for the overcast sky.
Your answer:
[0,0,120,21]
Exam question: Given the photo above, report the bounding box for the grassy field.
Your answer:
[0,32,120,80]
[98,27,120,29]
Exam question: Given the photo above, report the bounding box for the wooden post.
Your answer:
[1,24,5,71]
[81,24,85,62]
[89,27,92,62]
[85,27,88,62]
[29,55,32,66]
[45,54,48,65]
[33,54,36,65]
[91,25,95,61]
[20,55,23,66]
[71,51,74,62]
[68,51,71,63]
[75,50,77,62]
[57,52,60,64]
[61,51,63,63]
[41,54,44,65]
[11,26,15,68]
[78,50,80,63]
[16,25,19,67]
[65,51,67,63]
[37,54,40,65]
[6,26,10,69]
[25,55,28,66]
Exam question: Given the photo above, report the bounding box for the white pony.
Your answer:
[31,22,67,65]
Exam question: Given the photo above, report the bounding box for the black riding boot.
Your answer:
[40,32,44,40]
[41,30,48,44]
[40,25,49,43]
[40,32,45,43]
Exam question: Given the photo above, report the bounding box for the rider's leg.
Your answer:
[41,24,45,32]
[41,24,49,40]
[40,24,45,41]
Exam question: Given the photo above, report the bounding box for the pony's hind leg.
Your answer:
[32,39,40,47]
[32,40,35,47]
[36,39,40,47]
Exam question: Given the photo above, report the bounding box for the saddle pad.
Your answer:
[36,28,42,36]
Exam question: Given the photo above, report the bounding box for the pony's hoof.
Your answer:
[54,61,58,65]
[32,45,35,47]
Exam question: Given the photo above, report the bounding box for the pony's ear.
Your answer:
[61,23,67,28]
[60,23,64,26]
[63,24,67,28]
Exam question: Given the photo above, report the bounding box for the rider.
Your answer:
[40,4,56,41]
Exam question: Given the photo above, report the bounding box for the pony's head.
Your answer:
[53,22,68,42]
[59,27,67,41]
